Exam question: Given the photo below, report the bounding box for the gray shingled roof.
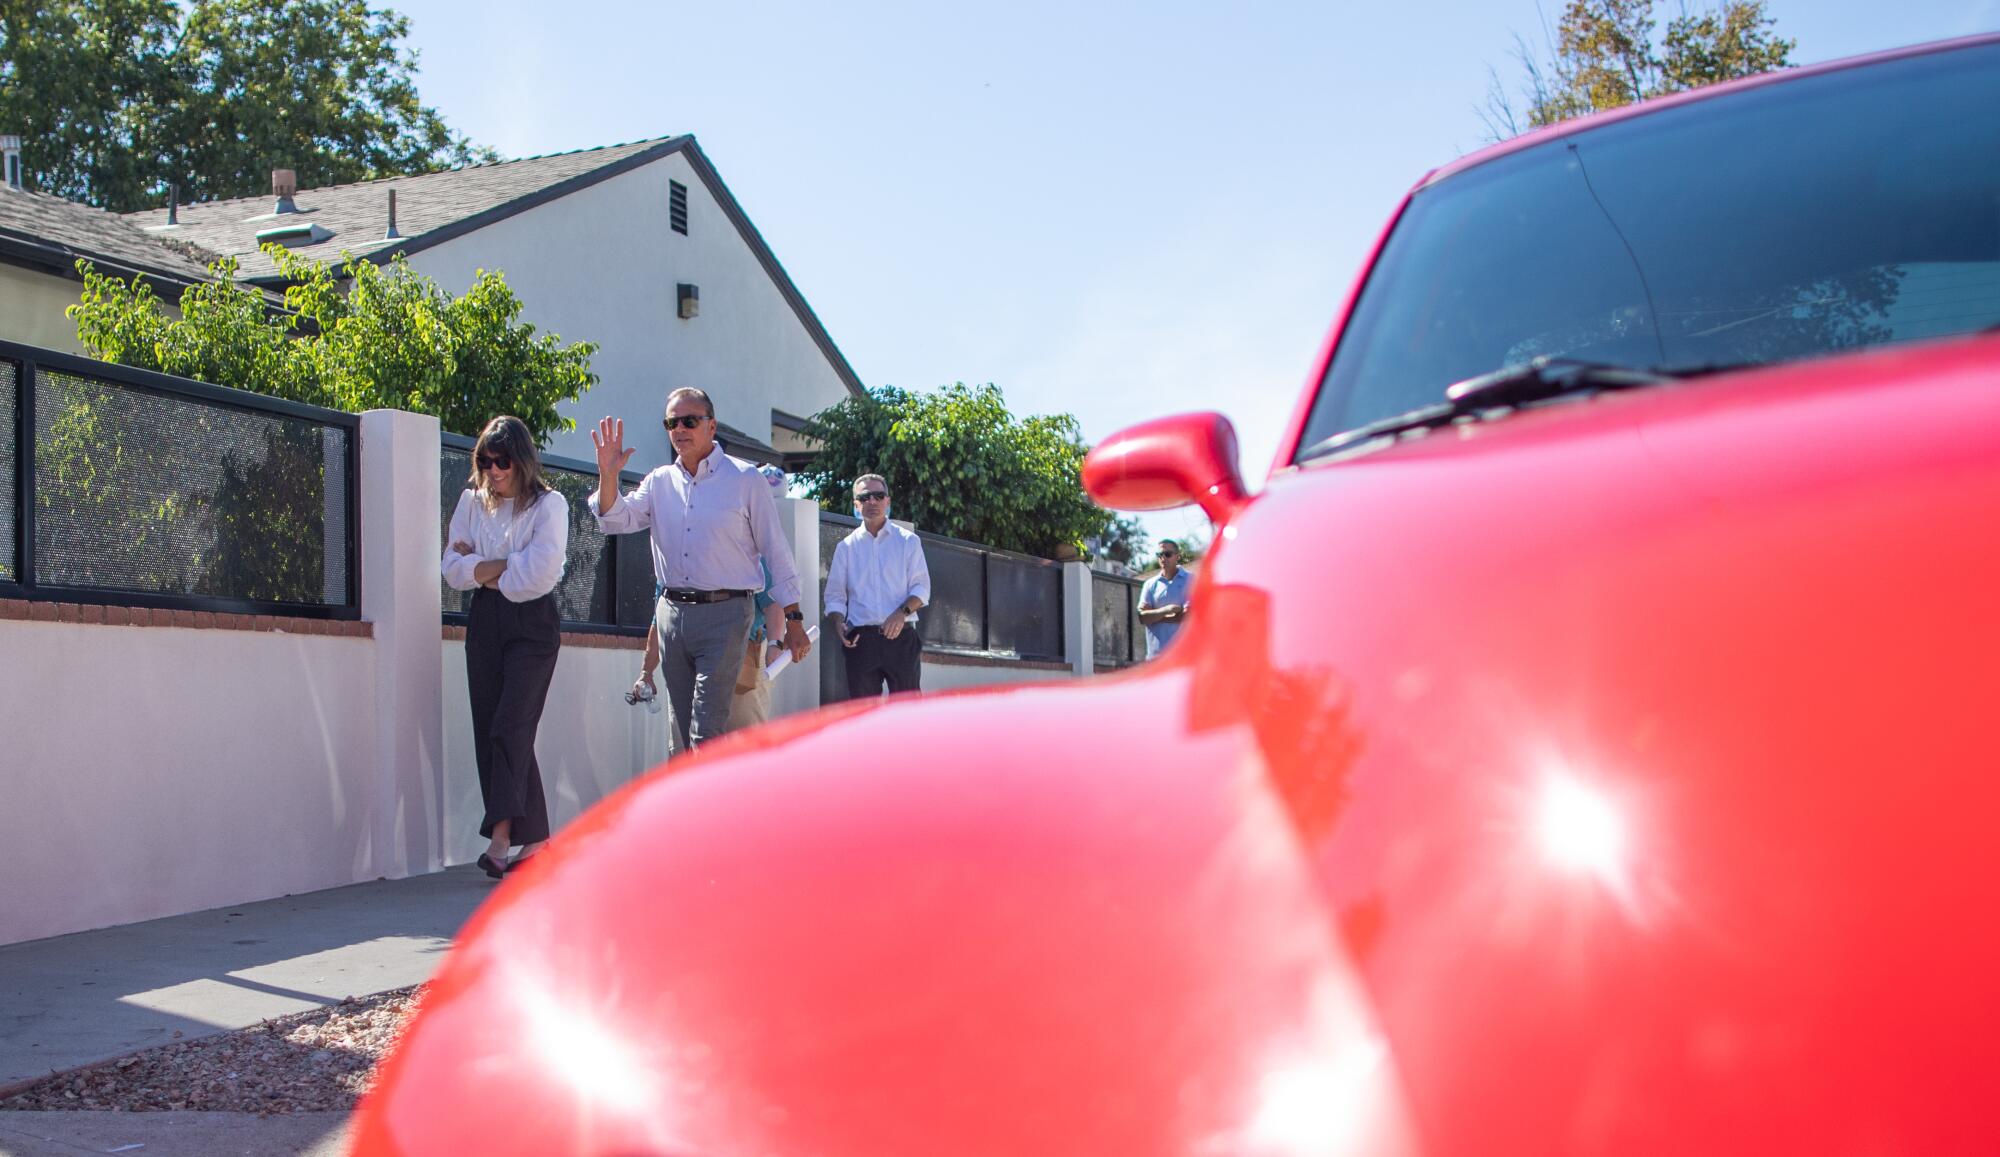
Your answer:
[116,132,865,398]
[717,421,781,464]
[119,137,685,283]
[0,187,221,285]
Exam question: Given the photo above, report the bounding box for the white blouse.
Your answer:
[442,488,570,603]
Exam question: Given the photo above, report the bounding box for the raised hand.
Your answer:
[591,417,636,514]
[592,416,635,478]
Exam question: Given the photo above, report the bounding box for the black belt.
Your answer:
[661,588,753,604]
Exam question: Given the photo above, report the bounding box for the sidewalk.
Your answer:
[0,866,491,1155]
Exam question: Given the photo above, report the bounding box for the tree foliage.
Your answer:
[69,244,598,443]
[797,383,1113,560]
[1482,0,1795,139]
[0,0,491,212]
[1090,514,1148,568]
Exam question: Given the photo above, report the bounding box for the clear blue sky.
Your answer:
[389,0,1999,547]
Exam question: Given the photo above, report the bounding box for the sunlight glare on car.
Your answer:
[511,960,662,1125]
[1241,1036,1398,1155]
[1534,772,1627,884]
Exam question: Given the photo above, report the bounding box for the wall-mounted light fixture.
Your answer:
[677,283,699,319]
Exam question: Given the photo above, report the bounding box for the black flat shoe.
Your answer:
[476,852,507,879]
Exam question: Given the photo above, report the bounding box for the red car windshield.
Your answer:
[1299,39,2000,454]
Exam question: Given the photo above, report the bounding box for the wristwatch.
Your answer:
[785,610,805,622]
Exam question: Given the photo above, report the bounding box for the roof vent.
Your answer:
[271,168,298,214]
[384,188,401,239]
[166,183,179,226]
[255,220,333,248]
[669,179,688,235]
[1,135,22,191]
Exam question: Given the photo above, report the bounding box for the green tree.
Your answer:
[798,383,1113,559]
[0,0,491,212]
[68,244,598,442]
[1481,0,1795,139]
[1090,514,1148,568]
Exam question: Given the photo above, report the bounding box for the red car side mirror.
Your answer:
[1083,411,1249,524]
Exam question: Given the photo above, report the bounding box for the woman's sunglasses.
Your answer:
[476,452,513,471]
[666,414,711,430]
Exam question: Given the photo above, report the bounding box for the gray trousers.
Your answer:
[656,595,755,752]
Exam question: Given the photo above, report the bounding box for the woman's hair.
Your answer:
[468,415,552,506]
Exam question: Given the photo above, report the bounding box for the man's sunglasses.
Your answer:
[666,414,712,430]
[855,491,889,502]
[476,453,513,471]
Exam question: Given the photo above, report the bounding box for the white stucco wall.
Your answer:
[407,153,856,471]
[916,659,1076,694]
[0,623,379,945]
[0,265,88,352]
[441,639,670,866]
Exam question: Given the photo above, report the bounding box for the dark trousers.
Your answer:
[842,625,922,700]
[466,588,559,846]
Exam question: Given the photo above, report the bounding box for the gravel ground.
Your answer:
[1,985,424,1114]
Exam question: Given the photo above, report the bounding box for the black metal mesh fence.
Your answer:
[616,534,655,628]
[1093,573,1141,666]
[440,448,472,615]
[0,360,15,583]
[547,466,612,623]
[33,366,350,605]
[988,553,1063,659]
[921,539,987,650]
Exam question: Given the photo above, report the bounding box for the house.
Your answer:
[0,137,221,351]
[119,135,863,469]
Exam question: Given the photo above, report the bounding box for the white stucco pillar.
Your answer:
[360,408,445,877]
[770,496,822,717]
[1064,561,1095,677]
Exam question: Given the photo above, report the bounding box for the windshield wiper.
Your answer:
[1297,356,1728,463]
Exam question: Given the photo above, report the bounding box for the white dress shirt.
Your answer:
[824,520,931,627]
[591,446,804,608]
[442,488,570,602]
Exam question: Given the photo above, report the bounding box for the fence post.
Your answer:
[1064,561,1094,677]
[359,408,445,877]
[770,496,822,715]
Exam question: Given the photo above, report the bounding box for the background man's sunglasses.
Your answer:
[855,492,889,502]
[666,415,711,430]
[476,454,513,471]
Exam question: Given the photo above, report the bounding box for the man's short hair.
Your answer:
[1158,539,1180,554]
[664,387,714,418]
[853,473,888,495]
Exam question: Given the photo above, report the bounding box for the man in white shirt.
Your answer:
[824,473,932,699]
[591,388,812,749]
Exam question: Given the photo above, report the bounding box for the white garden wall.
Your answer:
[0,620,379,945]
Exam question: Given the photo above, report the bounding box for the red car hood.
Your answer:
[356,337,2000,1156]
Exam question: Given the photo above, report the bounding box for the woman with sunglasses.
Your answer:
[442,416,570,879]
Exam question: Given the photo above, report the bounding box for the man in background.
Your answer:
[1137,538,1193,658]
[824,473,931,699]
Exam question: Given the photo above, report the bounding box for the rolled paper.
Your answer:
[763,625,821,680]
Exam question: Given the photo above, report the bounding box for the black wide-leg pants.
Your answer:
[842,625,922,700]
[466,588,559,846]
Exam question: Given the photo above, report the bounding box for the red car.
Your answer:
[356,35,2000,1156]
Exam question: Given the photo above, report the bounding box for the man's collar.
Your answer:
[674,443,721,478]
